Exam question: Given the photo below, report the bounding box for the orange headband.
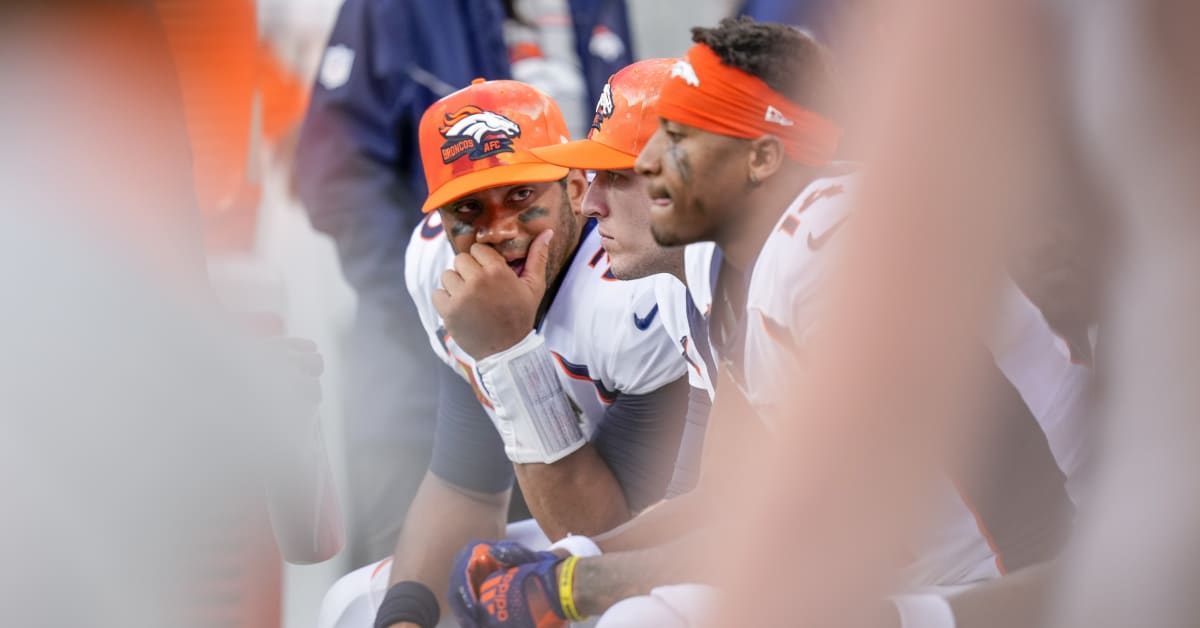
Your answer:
[657,43,841,166]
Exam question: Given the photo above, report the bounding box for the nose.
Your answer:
[581,176,610,219]
[473,212,520,246]
[634,128,665,177]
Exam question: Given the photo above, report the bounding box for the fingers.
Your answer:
[452,245,506,283]
[275,337,324,376]
[451,580,485,628]
[449,542,492,627]
[521,229,555,292]
[489,540,539,565]
[441,268,466,294]
[453,250,485,283]
[469,241,507,268]
[432,288,451,315]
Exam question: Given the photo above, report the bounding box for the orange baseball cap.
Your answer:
[419,79,571,213]
[530,58,674,171]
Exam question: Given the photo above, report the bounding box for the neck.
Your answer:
[536,220,588,323]
[666,248,686,283]
[717,170,818,272]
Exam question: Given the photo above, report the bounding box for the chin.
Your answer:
[649,224,687,248]
[607,262,638,281]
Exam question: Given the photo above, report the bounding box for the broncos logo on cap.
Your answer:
[439,106,522,163]
[670,60,700,87]
[590,81,615,134]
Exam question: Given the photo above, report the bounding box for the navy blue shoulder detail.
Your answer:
[435,325,450,354]
[419,213,444,240]
[708,246,723,297]
[581,216,598,240]
[685,291,718,381]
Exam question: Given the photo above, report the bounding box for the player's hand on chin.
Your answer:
[434,229,554,359]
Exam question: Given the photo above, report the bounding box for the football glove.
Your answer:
[449,542,567,628]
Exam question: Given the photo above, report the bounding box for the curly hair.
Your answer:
[692,16,841,120]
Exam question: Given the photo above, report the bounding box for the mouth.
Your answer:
[648,187,673,209]
[598,232,619,255]
[506,257,527,277]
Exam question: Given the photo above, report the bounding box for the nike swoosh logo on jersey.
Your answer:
[633,304,659,330]
[806,215,849,251]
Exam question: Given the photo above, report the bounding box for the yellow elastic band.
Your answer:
[558,555,585,622]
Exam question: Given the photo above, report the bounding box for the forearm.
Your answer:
[387,472,508,609]
[570,530,713,616]
[514,443,630,540]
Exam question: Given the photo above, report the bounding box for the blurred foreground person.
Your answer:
[704,0,1196,626]
[0,2,340,625]
[1048,1,1200,627]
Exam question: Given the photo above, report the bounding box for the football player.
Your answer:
[530,57,716,498]
[316,79,691,628]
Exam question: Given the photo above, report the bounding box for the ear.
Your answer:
[746,135,787,186]
[565,169,589,211]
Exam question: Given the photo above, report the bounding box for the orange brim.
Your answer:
[530,139,636,171]
[421,162,570,213]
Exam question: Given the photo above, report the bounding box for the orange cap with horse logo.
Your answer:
[530,58,674,170]
[419,79,571,213]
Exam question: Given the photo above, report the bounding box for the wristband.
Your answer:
[557,555,586,622]
[475,331,587,464]
[548,534,602,558]
[891,593,955,628]
[374,581,440,628]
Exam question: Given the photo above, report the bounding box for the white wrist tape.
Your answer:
[475,331,587,464]
[891,593,956,628]
[548,534,602,558]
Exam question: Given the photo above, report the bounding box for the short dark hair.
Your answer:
[691,16,841,120]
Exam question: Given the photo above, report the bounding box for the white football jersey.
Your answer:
[654,274,715,399]
[405,214,687,437]
[680,174,855,423]
[742,174,855,424]
[684,173,1081,587]
[985,276,1093,505]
